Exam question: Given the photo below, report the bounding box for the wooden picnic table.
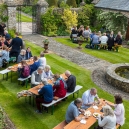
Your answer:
[64,99,114,129]
[28,73,67,95]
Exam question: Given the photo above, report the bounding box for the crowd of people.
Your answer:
[65,89,125,129]
[70,25,123,52]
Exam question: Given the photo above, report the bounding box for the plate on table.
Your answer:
[93,113,100,118]
[84,110,91,117]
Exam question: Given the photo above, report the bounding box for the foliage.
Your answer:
[8,29,16,38]
[66,0,77,7]
[62,9,78,33]
[48,0,58,7]
[43,38,49,44]
[59,1,69,8]
[0,4,8,23]
[76,0,93,6]
[77,4,94,28]
[97,10,128,34]
[21,6,32,15]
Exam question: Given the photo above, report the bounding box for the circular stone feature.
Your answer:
[106,63,129,93]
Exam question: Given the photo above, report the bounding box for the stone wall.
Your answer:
[7,7,16,30]
[106,63,129,93]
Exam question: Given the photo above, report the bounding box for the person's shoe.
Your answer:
[35,110,42,114]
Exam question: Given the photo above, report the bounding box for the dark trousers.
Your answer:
[36,98,52,111]
[9,51,19,62]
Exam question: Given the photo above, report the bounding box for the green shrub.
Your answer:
[8,29,16,38]
[66,0,77,7]
[48,0,58,7]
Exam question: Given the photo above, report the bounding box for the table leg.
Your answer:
[51,105,54,115]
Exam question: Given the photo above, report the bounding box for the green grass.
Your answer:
[55,38,129,64]
[0,41,128,129]
[16,13,32,22]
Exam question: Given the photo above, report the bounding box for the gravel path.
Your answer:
[23,34,129,100]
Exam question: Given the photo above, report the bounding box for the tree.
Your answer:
[66,0,77,8]
[48,0,58,7]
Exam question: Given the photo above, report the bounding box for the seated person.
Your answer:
[70,26,78,40]
[26,47,32,59]
[100,33,108,49]
[0,35,6,49]
[38,52,46,68]
[65,98,85,123]
[65,70,76,92]
[95,105,116,129]
[18,60,30,78]
[53,74,67,98]
[17,49,26,63]
[42,65,53,79]
[83,27,90,41]
[82,88,99,109]
[0,45,9,67]
[31,67,43,87]
[30,56,40,75]
[35,78,53,113]
[106,93,125,126]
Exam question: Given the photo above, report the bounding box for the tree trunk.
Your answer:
[126,20,129,40]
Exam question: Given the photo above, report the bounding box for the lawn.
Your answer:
[55,38,129,64]
[16,13,32,22]
[0,41,128,129]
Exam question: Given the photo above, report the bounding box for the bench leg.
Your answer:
[25,79,28,88]
[51,105,54,115]
[3,74,4,80]
[6,73,8,81]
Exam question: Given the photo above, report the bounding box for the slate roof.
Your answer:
[95,0,129,12]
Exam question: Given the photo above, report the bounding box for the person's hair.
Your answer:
[65,70,71,76]
[20,49,26,55]
[42,78,48,85]
[21,60,27,65]
[33,56,38,61]
[90,88,97,93]
[74,98,82,105]
[103,33,106,36]
[53,74,60,80]
[40,52,44,57]
[45,65,51,70]
[3,45,7,50]
[15,32,19,36]
[37,66,43,71]
[27,47,30,50]
[103,105,114,116]
[114,93,123,104]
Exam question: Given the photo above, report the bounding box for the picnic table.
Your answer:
[64,99,114,129]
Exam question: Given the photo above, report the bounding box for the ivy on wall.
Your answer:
[0,4,8,23]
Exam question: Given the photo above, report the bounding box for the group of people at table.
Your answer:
[65,88,125,129]
[71,25,122,51]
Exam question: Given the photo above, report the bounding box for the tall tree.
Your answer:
[66,0,77,8]
[48,0,58,7]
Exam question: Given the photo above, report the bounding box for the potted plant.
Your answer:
[77,36,84,49]
[43,38,49,53]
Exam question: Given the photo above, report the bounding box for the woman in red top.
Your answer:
[53,74,67,98]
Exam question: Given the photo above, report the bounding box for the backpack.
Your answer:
[22,66,30,78]
[85,44,91,49]
[2,59,8,67]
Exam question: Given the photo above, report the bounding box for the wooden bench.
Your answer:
[116,124,121,129]
[53,120,67,129]
[18,75,31,88]
[42,85,82,115]
[0,69,11,80]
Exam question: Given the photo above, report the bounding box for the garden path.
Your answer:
[23,34,129,100]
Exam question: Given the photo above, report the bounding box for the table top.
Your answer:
[8,59,34,72]
[28,73,67,95]
[64,99,114,129]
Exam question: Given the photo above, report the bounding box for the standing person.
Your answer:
[106,93,125,126]
[0,24,4,36]
[65,70,76,92]
[114,33,122,52]
[53,74,67,99]
[30,56,40,74]
[65,98,85,123]
[35,79,53,113]
[94,105,116,129]
[82,88,99,109]
[38,52,46,68]
[107,31,115,51]
[26,47,32,59]
[9,32,23,61]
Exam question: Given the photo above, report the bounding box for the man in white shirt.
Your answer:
[31,67,43,87]
[38,53,46,69]
[81,88,99,109]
